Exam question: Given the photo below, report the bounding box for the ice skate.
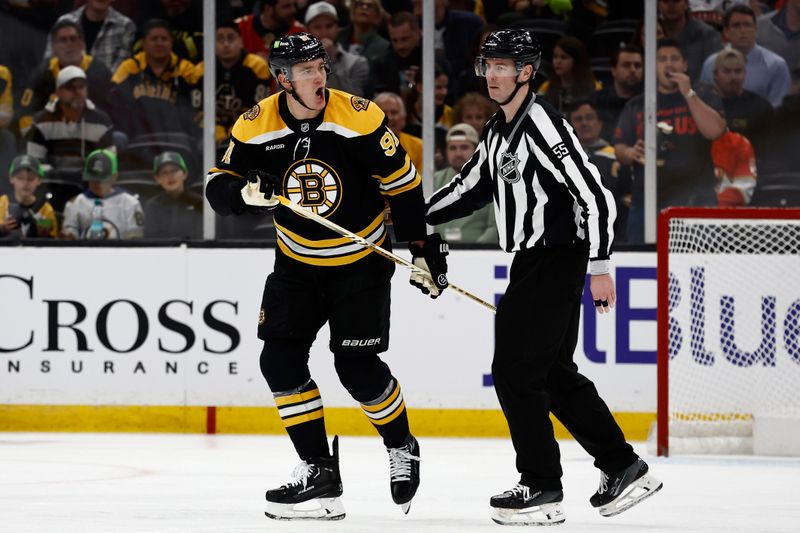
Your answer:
[590,458,662,517]
[490,484,565,526]
[264,436,345,521]
[387,434,420,514]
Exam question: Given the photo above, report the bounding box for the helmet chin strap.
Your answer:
[286,81,316,111]
[491,72,532,107]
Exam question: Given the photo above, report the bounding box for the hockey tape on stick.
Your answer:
[275,194,496,313]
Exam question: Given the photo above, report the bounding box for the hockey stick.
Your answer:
[275,194,496,313]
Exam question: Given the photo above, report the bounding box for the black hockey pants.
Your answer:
[492,243,638,490]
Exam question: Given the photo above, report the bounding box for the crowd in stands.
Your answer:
[0,0,798,244]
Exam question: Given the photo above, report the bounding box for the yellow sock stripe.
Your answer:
[369,401,406,426]
[274,388,321,407]
[361,383,401,413]
[282,408,324,428]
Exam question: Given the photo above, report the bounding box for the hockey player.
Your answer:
[426,29,662,526]
[205,32,449,521]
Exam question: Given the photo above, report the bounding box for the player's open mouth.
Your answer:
[316,88,324,100]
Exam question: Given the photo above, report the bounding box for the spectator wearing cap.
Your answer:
[305,2,371,97]
[0,155,58,239]
[144,151,202,239]
[61,149,143,240]
[430,123,497,244]
[236,0,305,60]
[337,0,389,68]
[700,5,791,108]
[757,0,800,94]
[110,19,198,141]
[44,0,136,72]
[25,65,115,174]
[18,19,113,135]
[711,48,774,173]
[189,22,271,147]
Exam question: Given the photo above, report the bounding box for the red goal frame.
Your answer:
[656,207,800,457]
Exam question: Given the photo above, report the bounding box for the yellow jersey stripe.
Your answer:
[274,388,321,407]
[381,174,421,196]
[275,212,384,248]
[277,235,386,266]
[373,155,412,184]
[283,409,324,428]
[361,383,401,413]
[369,401,406,426]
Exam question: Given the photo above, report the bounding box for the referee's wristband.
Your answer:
[590,260,610,276]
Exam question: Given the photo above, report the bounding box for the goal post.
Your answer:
[655,207,800,456]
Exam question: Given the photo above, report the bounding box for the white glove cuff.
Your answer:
[590,259,610,276]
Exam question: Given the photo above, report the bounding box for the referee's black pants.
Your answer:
[492,243,638,490]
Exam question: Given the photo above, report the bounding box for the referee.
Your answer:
[426,30,661,526]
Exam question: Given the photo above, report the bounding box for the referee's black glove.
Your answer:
[409,233,449,299]
[240,170,282,213]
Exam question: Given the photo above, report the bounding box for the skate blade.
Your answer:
[401,501,412,515]
[265,497,345,521]
[491,502,565,526]
[599,474,663,517]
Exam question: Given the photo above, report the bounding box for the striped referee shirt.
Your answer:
[426,91,616,272]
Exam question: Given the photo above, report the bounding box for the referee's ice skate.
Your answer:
[387,434,420,514]
[264,436,344,521]
[489,484,565,526]
[590,458,662,517]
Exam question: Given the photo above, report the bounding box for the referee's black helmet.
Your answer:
[475,29,542,77]
[268,32,331,81]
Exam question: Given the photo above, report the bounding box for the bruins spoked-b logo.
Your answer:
[242,104,260,121]
[499,151,522,184]
[284,159,342,217]
[351,95,369,111]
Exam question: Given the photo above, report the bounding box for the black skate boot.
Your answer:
[264,436,345,521]
[489,483,565,526]
[387,434,420,514]
[590,458,662,517]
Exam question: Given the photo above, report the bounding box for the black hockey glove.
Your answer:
[408,233,449,299]
[240,170,282,213]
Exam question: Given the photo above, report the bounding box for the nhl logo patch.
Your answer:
[301,123,310,133]
[499,151,521,184]
[351,96,369,111]
[243,104,260,121]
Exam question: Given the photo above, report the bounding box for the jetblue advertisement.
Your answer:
[0,248,660,411]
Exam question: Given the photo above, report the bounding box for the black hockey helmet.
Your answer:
[475,29,542,78]
[268,32,331,82]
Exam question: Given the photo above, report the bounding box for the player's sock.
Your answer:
[274,379,330,460]
[359,378,409,448]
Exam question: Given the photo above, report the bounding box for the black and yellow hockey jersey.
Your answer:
[207,88,426,267]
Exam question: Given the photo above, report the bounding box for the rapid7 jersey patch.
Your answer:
[552,142,569,160]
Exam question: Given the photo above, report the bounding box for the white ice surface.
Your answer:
[1,433,798,532]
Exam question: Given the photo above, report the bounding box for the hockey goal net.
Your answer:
[654,207,800,456]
